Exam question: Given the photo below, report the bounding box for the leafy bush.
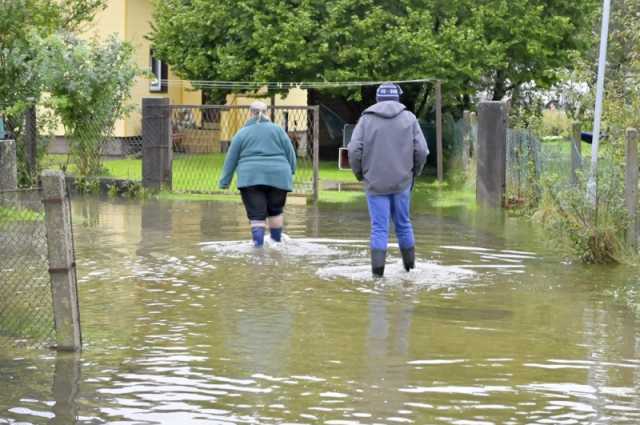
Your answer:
[541,109,571,138]
[42,33,138,177]
[533,165,630,264]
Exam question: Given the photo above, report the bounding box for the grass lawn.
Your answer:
[540,137,592,157]
[0,206,43,224]
[44,153,357,189]
[43,153,474,209]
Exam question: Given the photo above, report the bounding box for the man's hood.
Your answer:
[363,101,407,118]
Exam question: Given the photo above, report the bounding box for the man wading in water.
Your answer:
[348,83,429,277]
[219,101,297,247]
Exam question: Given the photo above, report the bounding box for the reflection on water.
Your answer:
[1,197,640,424]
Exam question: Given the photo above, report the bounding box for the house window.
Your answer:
[149,50,168,93]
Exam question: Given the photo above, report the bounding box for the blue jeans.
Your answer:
[366,188,415,250]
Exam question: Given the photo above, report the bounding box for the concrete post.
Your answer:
[625,128,638,251]
[142,97,172,190]
[50,353,81,425]
[476,101,507,208]
[25,105,37,177]
[312,106,320,205]
[435,80,444,182]
[571,122,582,185]
[0,139,18,191]
[41,170,82,352]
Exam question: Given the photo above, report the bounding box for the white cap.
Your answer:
[249,100,268,112]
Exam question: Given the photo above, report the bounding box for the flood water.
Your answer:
[2,197,640,424]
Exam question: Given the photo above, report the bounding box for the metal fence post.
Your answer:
[470,111,478,157]
[0,139,17,191]
[625,128,638,251]
[570,122,582,185]
[312,105,320,205]
[25,105,37,178]
[462,110,471,170]
[142,97,172,191]
[476,101,507,208]
[435,80,444,182]
[41,170,82,352]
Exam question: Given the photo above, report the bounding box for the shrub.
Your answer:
[533,164,630,264]
[42,33,138,177]
[541,109,571,138]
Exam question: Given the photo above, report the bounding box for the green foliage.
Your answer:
[107,183,119,198]
[14,108,59,187]
[0,206,43,223]
[533,166,630,264]
[0,0,106,184]
[473,0,598,100]
[41,33,138,177]
[74,176,100,195]
[150,0,597,110]
[107,181,146,199]
[0,0,105,116]
[541,109,572,138]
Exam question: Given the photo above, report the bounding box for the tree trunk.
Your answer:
[415,83,431,119]
[492,70,507,101]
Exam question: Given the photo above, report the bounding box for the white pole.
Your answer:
[587,0,612,204]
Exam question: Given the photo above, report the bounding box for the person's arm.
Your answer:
[412,120,429,177]
[218,135,242,189]
[280,128,297,175]
[347,118,366,181]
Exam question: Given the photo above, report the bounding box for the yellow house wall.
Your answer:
[123,0,200,138]
[86,0,126,40]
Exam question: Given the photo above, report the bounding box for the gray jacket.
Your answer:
[348,101,429,195]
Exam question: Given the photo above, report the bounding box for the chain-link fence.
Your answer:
[0,189,55,348]
[506,129,582,203]
[168,105,316,194]
[42,108,144,182]
[46,104,318,196]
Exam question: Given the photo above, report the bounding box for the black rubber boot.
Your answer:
[400,247,415,272]
[371,249,386,278]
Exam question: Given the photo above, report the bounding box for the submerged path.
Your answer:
[1,198,639,424]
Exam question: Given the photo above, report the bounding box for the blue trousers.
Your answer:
[366,188,415,250]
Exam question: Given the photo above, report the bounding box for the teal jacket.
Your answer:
[219,117,297,191]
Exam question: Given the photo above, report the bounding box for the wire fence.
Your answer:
[41,105,144,180]
[42,104,317,196]
[168,105,315,194]
[505,129,585,203]
[0,189,55,348]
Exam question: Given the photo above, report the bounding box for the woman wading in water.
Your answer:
[219,101,297,247]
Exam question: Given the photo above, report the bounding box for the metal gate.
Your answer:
[167,105,319,199]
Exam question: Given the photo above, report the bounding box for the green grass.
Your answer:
[43,153,475,209]
[155,191,243,203]
[315,176,476,209]
[44,153,358,190]
[540,137,592,156]
[0,206,43,224]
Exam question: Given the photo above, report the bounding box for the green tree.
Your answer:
[473,0,599,101]
[0,0,105,116]
[0,0,106,185]
[150,0,597,116]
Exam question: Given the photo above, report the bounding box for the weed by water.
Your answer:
[532,169,633,264]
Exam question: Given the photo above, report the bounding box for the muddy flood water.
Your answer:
[2,197,640,425]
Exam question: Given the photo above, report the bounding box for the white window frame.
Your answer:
[149,52,166,93]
